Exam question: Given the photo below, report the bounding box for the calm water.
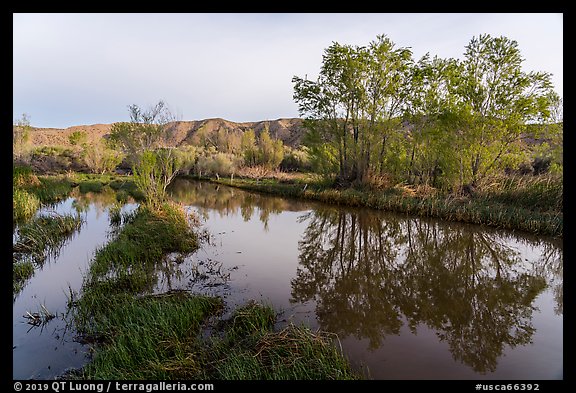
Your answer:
[12,180,563,379]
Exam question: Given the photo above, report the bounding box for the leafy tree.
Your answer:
[83,140,123,174]
[68,130,88,147]
[109,100,183,206]
[257,126,284,169]
[13,113,32,161]
[293,35,413,184]
[293,33,560,190]
[108,100,177,166]
[454,34,556,186]
[241,128,258,167]
[404,55,462,188]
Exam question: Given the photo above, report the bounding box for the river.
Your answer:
[12,179,563,379]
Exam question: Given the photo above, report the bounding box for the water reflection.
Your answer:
[167,178,562,376]
[291,207,561,373]
[169,178,309,230]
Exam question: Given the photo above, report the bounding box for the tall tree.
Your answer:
[404,55,461,187]
[455,34,556,186]
[108,100,181,206]
[108,100,178,166]
[293,35,413,184]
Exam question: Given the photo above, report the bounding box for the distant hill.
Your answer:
[28,118,306,149]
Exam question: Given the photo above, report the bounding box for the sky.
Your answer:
[13,13,563,129]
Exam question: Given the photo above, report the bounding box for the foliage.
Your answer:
[241,126,284,170]
[196,152,240,177]
[68,130,88,146]
[293,35,413,184]
[133,150,174,208]
[13,188,40,222]
[109,101,185,207]
[82,140,124,174]
[13,213,83,294]
[280,146,312,172]
[241,129,258,167]
[293,34,560,191]
[13,113,32,161]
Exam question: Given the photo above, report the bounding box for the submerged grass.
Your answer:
[211,174,562,237]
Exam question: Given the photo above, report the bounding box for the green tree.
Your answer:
[293,35,413,184]
[109,101,182,206]
[83,139,123,174]
[108,100,177,166]
[257,126,284,169]
[455,34,556,187]
[13,113,32,161]
[404,55,462,188]
[241,128,258,167]
[68,130,88,147]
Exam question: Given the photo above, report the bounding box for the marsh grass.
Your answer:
[78,292,223,379]
[108,204,122,226]
[213,174,562,237]
[13,260,34,293]
[13,213,83,294]
[109,177,145,201]
[476,174,563,212]
[13,188,41,222]
[14,214,84,262]
[205,302,359,380]
[77,296,358,380]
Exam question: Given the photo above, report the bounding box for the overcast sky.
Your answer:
[13,13,563,129]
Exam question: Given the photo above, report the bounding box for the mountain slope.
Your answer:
[28,118,305,148]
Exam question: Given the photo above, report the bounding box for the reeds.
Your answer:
[13,188,40,222]
[13,213,83,294]
[213,174,562,237]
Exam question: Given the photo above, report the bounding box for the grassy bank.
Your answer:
[72,202,358,380]
[12,167,143,295]
[13,213,83,294]
[208,174,562,237]
[13,166,143,222]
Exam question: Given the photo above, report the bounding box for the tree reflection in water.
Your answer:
[167,179,562,374]
[291,207,560,373]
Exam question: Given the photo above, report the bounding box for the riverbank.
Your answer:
[204,174,562,237]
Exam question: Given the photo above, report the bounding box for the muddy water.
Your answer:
[12,180,563,379]
[167,179,563,380]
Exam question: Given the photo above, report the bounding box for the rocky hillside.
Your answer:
[28,118,305,148]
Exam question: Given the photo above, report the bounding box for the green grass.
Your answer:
[13,188,41,222]
[26,176,75,204]
[13,260,34,293]
[206,302,358,380]
[13,213,83,294]
[79,180,104,193]
[76,295,358,380]
[211,175,562,237]
[78,292,223,379]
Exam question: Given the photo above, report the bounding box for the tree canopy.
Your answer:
[293,34,559,190]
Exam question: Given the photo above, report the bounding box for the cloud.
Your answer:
[13,13,563,128]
